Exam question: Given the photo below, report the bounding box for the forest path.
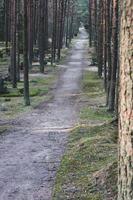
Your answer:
[0,28,88,200]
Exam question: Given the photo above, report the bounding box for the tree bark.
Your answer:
[118,0,133,199]
[108,0,119,111]
[23,0,30,106]
[38,0,45,73]
[10,0,17,88]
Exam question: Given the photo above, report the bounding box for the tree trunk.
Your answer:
[16,0,20,82]
[4,0,9,51]
[108,0,119,111]
[10,0,17,88]
[23,0,30,106]
[28,0,34,68]
[118,0,133,199]
[38,0,45,73]
[89,0,92,47]
[51,0,57,63]
[97,0,103,77]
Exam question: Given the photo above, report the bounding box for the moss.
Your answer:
[82,71,104,97]
[80,107,114,122]
[80,71,115,124]
[0,73,56,120]
[53,124,117,200]
[0,78,50,97]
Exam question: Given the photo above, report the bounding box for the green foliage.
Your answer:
[77,0,88,25]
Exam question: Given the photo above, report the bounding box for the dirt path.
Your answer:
[0,28,88,200]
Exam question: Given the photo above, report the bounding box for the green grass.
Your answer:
[0,95,51,120]
[0,72,57,120]
[0,76,52,98]
[53,70,117,200]
[80,107,114,122]
[80,71,115,124]
[53,124,117,200]
[82,71,104,97]
[0,58,9,74]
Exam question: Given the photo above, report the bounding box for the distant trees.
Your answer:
[88,1,133,200]
[51,0,79,63]
[88,0,119,112]
[0,0,80,104]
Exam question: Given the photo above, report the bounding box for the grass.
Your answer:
[53,70,118,200]
[82,71,104,97]
[53,124,117,200]
[0,67,57,120]
[80,107,114,122]
[80,71,115,124]
[0,95,51,120]
[0,57,9,75]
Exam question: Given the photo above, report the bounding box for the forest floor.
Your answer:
[0,28,117,200]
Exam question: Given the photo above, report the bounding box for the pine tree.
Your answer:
[118,0,133,199]
[23,0,30,106]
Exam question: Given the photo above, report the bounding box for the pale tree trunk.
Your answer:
[118,0,133,199]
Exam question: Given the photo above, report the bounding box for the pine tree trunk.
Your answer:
[118,0,133,199]
[97,0,103,77]
[89,0,92,47]
[4,0,9,51]
[51,0,57,63]
[108,0,119,111]
[38,0,45,73]
[28,0,34,68]
[10,0,17,88]
[106,0,113,105]
[23,0,30,106]
[16,0,20,82]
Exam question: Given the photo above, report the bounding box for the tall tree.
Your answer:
[108,0,119,111]
[51,0,58,63]
[38,0,45,73]
[23,0,30,106]
[28,0,34,68]
[118,0,133,199]
[10,0,17,88]
[88,0,92,47]
[4,0,9,50]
